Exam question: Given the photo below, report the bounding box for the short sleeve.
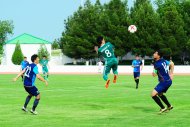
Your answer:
[33,66,39,74]
[132,60,135,65]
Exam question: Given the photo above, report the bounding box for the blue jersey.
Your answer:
[132,60,142,72]
[24,63,39,87]
[154,59,171,82]
[21,60,29,70]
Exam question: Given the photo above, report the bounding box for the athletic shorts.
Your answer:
[154,80,172,94]
[24,86,40,96]
[42,67,48,73]
[133,72,140,78]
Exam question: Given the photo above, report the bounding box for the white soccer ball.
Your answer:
[128,25,137,33]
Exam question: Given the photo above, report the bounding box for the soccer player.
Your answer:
[95,36,118,88]
[20,57,29,81]
[13,54,48,115]
[151,50,173,113]
[40,56,49,80]
[97,60,103,73]
[132,55,143,89]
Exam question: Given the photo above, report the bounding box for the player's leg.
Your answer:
[112,62,118,83]
[43,68,47,80]
[22,87,33,112]
[46,68,49,79]
[158,81,173,110]
[23,94,32,111]
[158,93,173,110]
[134,72,140,89]
[30,87,40,115]
[151,83,167,113]
[103,65,111,88]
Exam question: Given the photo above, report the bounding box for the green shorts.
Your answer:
[42,67,48,74]
[103,58,118,81]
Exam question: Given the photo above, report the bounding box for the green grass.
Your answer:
[0,74,190,127]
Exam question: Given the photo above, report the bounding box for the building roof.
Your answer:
[5,33,51,44]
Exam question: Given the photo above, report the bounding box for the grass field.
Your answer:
[0,74,190,127]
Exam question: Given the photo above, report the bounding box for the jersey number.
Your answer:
[24,66,31,78]
[162,62,168,74]
[105,50,112,57]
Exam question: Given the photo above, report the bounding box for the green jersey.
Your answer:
[98,42,117,63]
[40,59,48,68]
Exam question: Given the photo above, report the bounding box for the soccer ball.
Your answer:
[128,25,137,33]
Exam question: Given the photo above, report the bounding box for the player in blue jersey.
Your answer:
[13,54,48,115]
[20,57,29,81]
[132,55,143,89]
[151,50,173,113]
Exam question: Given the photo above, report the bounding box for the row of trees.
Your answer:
[61,0,190,62]
[11,43,50,65]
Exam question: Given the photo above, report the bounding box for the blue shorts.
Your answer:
[154,80,172,94]
[24,86,40,96]
[133,72,140,78]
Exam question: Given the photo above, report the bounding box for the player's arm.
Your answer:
[169,61,174,80]
[13,69,26,81]
[36,74,48,86]
[140,61,143,71]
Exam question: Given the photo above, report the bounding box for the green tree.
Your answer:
[11,43,24,65]
[0,20,14,55]
[38,44,50,60]
[156,0,187,60]
[101,0,130,57]
[130,0,162,56]
[52,39,60,49]
[61,0,103,59]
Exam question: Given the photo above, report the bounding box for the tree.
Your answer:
[11,43,24,65]
[52,39,60,49]
[0,20,14,55]
[130,0,162,56]
[156,0,187,60]
[101,0,130,57]
[61,0,103,60]
[38,44,50,60]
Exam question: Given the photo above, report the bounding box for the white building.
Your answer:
[2,33,51,65]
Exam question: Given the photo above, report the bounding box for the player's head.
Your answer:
[153,50,163,60]
[43,56,47,59]
[31,54,39,64]
[24,56,27,61]
[135,55,140,60]
[97,36,105,46]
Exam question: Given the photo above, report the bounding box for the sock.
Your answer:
[32,99,40,111]
[159,95,171,107]
[24,95,32,108]
[135,79,139,87]
[152,96,165,109]
[136,79,139,85]
[47,75,49,78]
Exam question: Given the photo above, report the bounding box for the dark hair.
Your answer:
[156,50,163,58]
[31,54,38,62]
[97,36,104,45]
[24,56,27,59]
[135,54,139,57]
[43,56,46,58]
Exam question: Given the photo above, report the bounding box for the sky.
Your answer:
[0,0,135,42]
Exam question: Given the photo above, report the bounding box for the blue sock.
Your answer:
[24,95,32,108]
[32,99,40,111]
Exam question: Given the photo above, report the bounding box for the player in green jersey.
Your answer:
[95,36,118,88]
[40,56,49,80]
